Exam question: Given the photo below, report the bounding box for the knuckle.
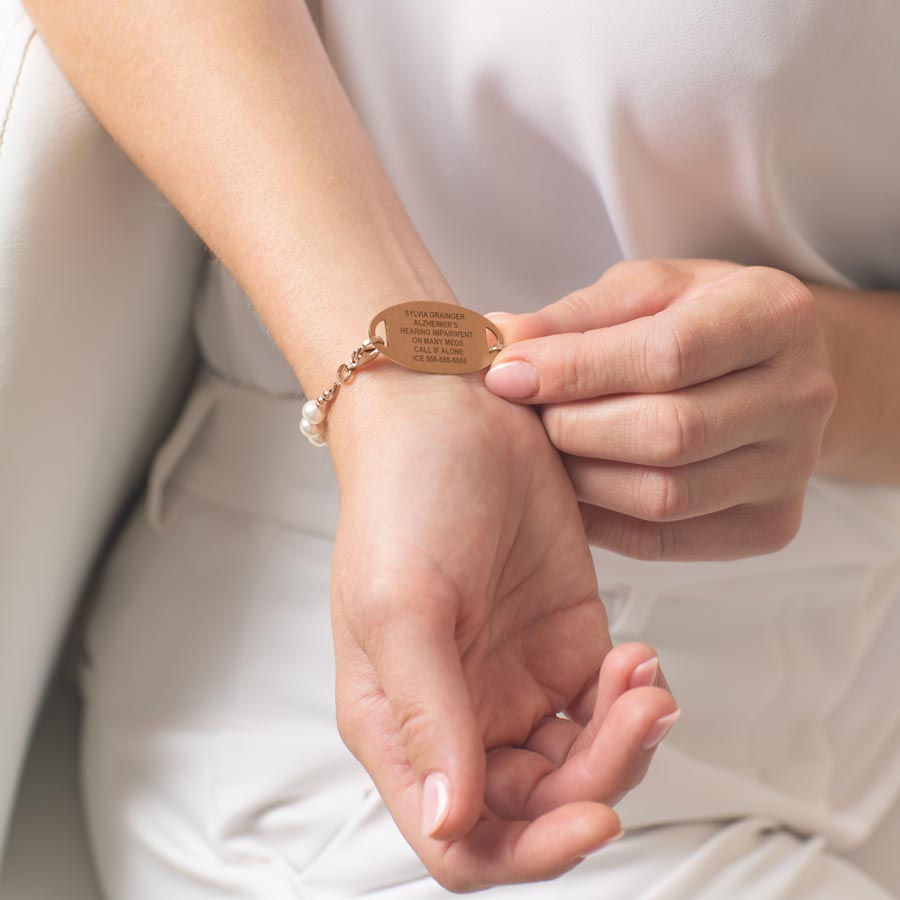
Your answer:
[650,397,705,467]
[394,698,437,759]
[604,258,638,283]
[756,499,804,554]
[540,403,571,450]
[558,285,601,323]
[556,338,583,396]
[645,320,696,390]
[638,467,693,522]
[559,333,600,397]
[755,267,817,334]
[806,371,838,420]
[781,369,837,441]
[604,258,679,295]
[639,256,681,281]
[625,519,671,561]
[630,257,681,286]
[780,271,817,320]
[654,522,679,561]
[585,507,678,561]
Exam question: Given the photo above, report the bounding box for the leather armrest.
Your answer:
[0,2,204,856]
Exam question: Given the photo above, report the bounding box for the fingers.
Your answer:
[516,643,669,767]
[540,365,792,463]
[522,685,679,817]
[564,444,806,523]
[484,643,675,820]
[485,266,816,404]
[438,803,624,891]
[565,640,664,727]
[487,258,738,340]
[344,596,486,840]
[580,495,806,561]
[338,664,624,892]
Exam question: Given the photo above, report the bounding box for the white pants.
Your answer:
[78,370,900,899]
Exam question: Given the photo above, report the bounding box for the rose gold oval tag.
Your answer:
[369,301,503,374]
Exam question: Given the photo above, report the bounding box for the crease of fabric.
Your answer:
[0,23,34,162]
[146,378,221,532]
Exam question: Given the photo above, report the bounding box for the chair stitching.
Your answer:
[0,24,36,163]
[0,11,26,68]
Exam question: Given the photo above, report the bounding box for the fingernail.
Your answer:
[629,656,659,689]
[485,311,511,318]
[421,772,451,837]
[641,709,682,750]
[484,360,539,398]
[582,828,626,857]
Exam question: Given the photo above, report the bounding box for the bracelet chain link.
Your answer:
[299,337,383,446]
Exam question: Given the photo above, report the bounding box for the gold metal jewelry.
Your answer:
[300,301,504,446]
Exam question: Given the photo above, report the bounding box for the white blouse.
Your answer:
[195,0,900,844]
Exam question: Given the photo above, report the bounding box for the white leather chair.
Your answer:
[0,4,205,897]
[3,5,900,900]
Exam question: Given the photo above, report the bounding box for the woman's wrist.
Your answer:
[295,295,507,457]
[272,273,460,399]
[323,362,487,469]
[813,281,900,482]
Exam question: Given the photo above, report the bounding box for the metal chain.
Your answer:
[314,336,383,412]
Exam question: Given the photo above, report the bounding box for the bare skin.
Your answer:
[331,374,677,888]
[22,0,678,889]
[487,258,900,561]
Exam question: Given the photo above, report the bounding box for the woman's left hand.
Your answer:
[484,259,838,561]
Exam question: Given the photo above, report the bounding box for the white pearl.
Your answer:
[302,400,325,424]
[307,433,327,447]
[299,418,322,437]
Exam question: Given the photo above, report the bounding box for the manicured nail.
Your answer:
[421,772,451,837]
[582,828,626,857]
[641,709,682,750]
[484,360,539,398]
[629,656,659,689]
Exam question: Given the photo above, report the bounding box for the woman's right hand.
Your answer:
[326,368,679,891]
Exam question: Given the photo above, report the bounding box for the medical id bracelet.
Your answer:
[299,301,504,446]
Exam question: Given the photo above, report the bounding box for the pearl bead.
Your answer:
[302,400,325,424]
[299,418,322,438]
[307,433,327,447]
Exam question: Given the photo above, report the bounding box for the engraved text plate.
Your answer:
[369,301,503,374]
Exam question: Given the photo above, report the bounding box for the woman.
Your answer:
[23,0,900,897]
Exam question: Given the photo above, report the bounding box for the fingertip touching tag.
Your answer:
[301,302,505,447]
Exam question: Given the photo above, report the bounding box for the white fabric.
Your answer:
[80,370,898,899]
[196,1,900,394]
[0,3,201,861]
[85,2,900,896]
[192,0,900,848]
[194,260,299,396]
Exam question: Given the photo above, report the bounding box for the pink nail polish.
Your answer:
[641,709,682,750]
[629,656,659,689]
[421,772,451,836]
[484,360,539,398]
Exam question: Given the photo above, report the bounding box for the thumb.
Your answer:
[485,261,686,343]
[366,607,485,841]
[482,262,690,402]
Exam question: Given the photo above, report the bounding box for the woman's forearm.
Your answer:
[815,282,900,484]
[22,0,455,409]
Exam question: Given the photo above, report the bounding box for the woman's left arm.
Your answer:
[483,259,900,562]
